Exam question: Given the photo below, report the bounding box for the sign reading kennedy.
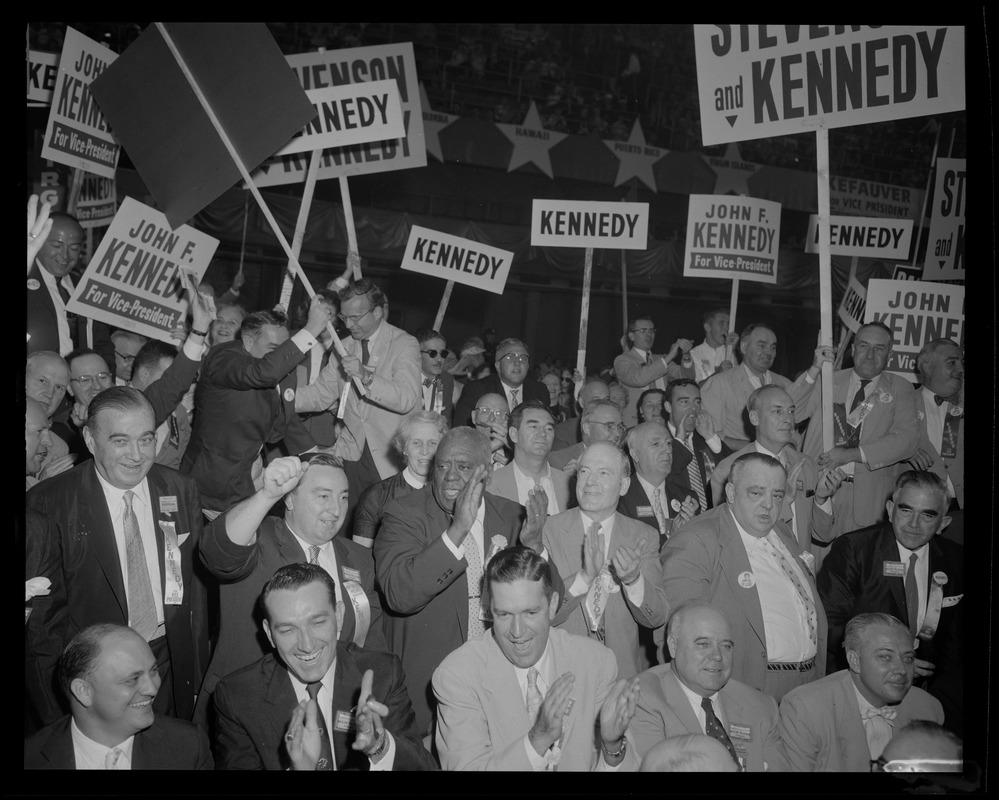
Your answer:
[693,26,965,146]
[683,194,782,284]
[805,215,913,259]
[67,197,217,341]
[531,200,649,250]
[401,226,513,295]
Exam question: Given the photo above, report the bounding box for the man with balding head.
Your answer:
[26,351,76,482]
[471,392,511,469]
[26,398,54,490]
[27,212,86,356]
[453,338,550,426]
[548,397,625,472]
[552,377,610,451]
[639,734,740,772]
[544,441,668,678]
[631,602,787,771]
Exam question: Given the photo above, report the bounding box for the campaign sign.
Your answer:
[829,175,924,220]
[66,197,218,341]
[401,226,513,295]
[76,174,117,229]
[275,80,405,156]
[922,158,966,281]
[27,50,59,106]
[837,274,867,333]
[892,263,923,281]
[531,200,649,250]
[682,195,781,284]
[40,27,120,179]
[864,279,964,373]
[252,42,426,186]
[693,26,966,146]
[805,215,913,259]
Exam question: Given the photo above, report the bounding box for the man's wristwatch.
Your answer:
[601,736,627,760]
[368,731,388,760]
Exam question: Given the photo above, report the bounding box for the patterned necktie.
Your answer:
[644,352,653,366]
[862,705,897,758]
[308,544,321,565]
[105,746,124,770]
[584,523,609,643]
[701,696,741,768]
[510,388,520,408]
[652,488,668,540]
[123,491,158,641]
[306,682,334,770]
[904,552,920,635]
[765,536,817,646]
[423,377,434,388]
[464,526,486,641]
[360,339,370,366]
[685,436,708,510]
[526,667,544,725]
[850,379,872,413]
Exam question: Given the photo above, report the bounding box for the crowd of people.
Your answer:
[24,196,967,775]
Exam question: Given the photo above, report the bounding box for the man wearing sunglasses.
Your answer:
[453,338,550,427]
[416,328,456,424]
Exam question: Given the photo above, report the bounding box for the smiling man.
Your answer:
[212,563,434,770]
[24,624,212,770]
[27,212,87,356]
[778,612,943,771]
[25,397,54,489]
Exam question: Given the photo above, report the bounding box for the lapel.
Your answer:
[662,668,703,734]
[833,672,868,765]
[876,526,908,619]
[80,463,128,619]
[605,513,625,563]
[37,716,76,769]
[274,519,308,562]
[331,646,364,769]
[483,633,534,743]
[718,506,766,648]
[424,489,468,639]
[546,634,577,748]
[262,656,301,763]
[145,468,168,594]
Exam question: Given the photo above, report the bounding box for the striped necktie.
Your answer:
[685,435,708,510]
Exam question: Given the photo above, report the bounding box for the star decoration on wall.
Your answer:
[419,83,458,163]
[603,119,665,192]
[496,101,568,179]
[704,142,761,196]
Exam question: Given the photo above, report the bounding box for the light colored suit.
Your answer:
[295,320,421,480]
[800,369,919,540]
[913,387,964,507]
[631,665,788,771]
[613,348,694,428]
[701,364,816,447]
[778,669,944,772]
[486,461,572,514]
[543,510,668,677]
[432,627,639,771]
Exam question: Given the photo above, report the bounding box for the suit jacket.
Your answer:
[668,430,731,511]
[25,462,209,722]
[294,321,421,480]
[452,373,549,427]
[552,415,581,452]
[294,347,337,447]
[213,646,436,770]
[353,470,419,546]
[701,364,817,448]
[486,461,573,515]
[24,714,213,770]
[617,471,690,552]
[26,263,85,356]
[374,485,530,736]
[196,515,386,719]
[913,387,965,507]
[778,669,944,772]
[630,665,788,772]
[660,504,828,694]
[801,369,919,538]
[709,443,834,553]
[421,369,456,424]
[544,510,668,678]
[613,347,694,428]
[433,627,638,771]
[182,339,315,512]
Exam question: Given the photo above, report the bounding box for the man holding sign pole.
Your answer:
[614,316,695,428]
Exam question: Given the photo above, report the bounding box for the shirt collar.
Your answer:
[895,539,929,560]
[671,663,720,709]
[285,523,332,562]
[632,346,649,360]
[93,468,151,512]
[71,717,136,765]
[635,471,666,500]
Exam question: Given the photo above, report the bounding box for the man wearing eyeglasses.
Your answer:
[549,398,624,473]
[27,212,88,357]
[471,393,512,469]
[58,348,115,461]
[614,316,695,428]
[453,338,550,427]
[110,330,149,385]
[415,328,455,423]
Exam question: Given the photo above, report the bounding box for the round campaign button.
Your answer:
[932,571,948,586]
[670,499,682,513]
[738,571,756,589]
[283,388,296,402]
[27,279,40,291]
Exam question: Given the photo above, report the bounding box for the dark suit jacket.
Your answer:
[422,370,456,424]
[25,462,210,722]
[26,263,85,355]
[617,471,690,552]
[24,714,213,769]
[374,485,534,736]
[668,430,731,512]
[452,373,549,426]
[196,515,387,720]
[212,646,437,770]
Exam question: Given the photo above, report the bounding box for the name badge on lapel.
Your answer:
[730,724,752,741]
[882,561,906,578]
[334,710,355,733]
[636,505,654,517]
[342,567,361,583]
[159,496,178,514]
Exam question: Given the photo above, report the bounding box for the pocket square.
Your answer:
[941,594,962,607]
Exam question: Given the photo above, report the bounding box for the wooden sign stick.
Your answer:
[433,280,454,331]
[815,129,835,453]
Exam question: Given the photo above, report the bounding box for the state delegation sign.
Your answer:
[530,200,649,249]
[805,215,913,259]
[683,195,781,284]
[922,158,966,281]
[401,226,513,294]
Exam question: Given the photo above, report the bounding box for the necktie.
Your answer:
[423,377,434,388]
[105,746,124,770]
[123,491,158,641]
[644,352,653,366]
[526,667,543,725]
[57,279,72,304]
[584,523,609,642]
[308,544,321,565]
[464,528,486,641]
[360,339,370,366]
[933,393,955,407]
[306,682,334,770]
[510,388,520,407]
[850,379,872,413]
[904,552,920,635]
[765,536,817,646]
[652,488,668,540]
[701,696,740,768]
[862,705,897,758]
[685,436,708,510]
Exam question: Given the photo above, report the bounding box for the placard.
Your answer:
[76,174,118,229]
[401,226,513,295]
[682,194,781,283]
[805,215,913,258]
[27,50,59,106]
[837,274,867,333]
[530,200,649,250]
[829,175,924,220]
[921,158,966,281]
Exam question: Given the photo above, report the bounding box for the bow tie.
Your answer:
[862,705,898,723]
[424,377,441,388]
[933,393,956,406]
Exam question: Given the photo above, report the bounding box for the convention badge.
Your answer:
[342,581,371,647]
[27,278,40,290]
[636,505,654,517]
[337,382,351,420]
[159,495,178,514]
[670,499,682,513]
[918,576,946,641]
[334,710,355,733]
[940,414,960,459]
[342,567,361,584]
[878,391,893,404]
[932,571,948,586]
[949,404,963,417]
[795,479,805,491]
[942,594,962,607]
[283,387,295,403]
[487,535,507,564]
[882,560,906,578]
[159,520,184,605]
[729,724,752,741]
[738,571,756,589]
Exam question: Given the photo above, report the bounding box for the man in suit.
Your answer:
[613,315,695,428]
[25,397,54,490]
[700,323,831,451]
[196,453,386,724]
[60,347,115,460]
[183,300,332,514]
[544,441,668,678]
[630,602,788,771]
[26,387,210,724]
[800,321,920,542]
[374,426,551,737]
[472,392,512,470]
[488,400,572,516]
[129,340,191,470]
[910,338,964,545]
[290,288,342,449]
[25,351,74,480]
[661,452,827,701]
[552,378,609,452]
[26,212,87,356]
[453,338,549,426]
[818,470,963,736]
[778,612,943,771]
[213,563,435,770]
[416,328,456,424]
[25,624,212,770]
[709,385,842,557]
[295,278,422,510]
[549,398,625,472]
[619,422,699,551]
[110,330,148,385]
[433,546,641,771]
[690,307,740,384]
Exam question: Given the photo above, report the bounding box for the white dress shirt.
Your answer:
[568,511,646,605]
[511,460,561,514]
[896,539,930,633]
[71,718,135,770]
[691,340,730,383]
[920,386,957,497]
[673,665,726,733]
[286,527,340,604]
